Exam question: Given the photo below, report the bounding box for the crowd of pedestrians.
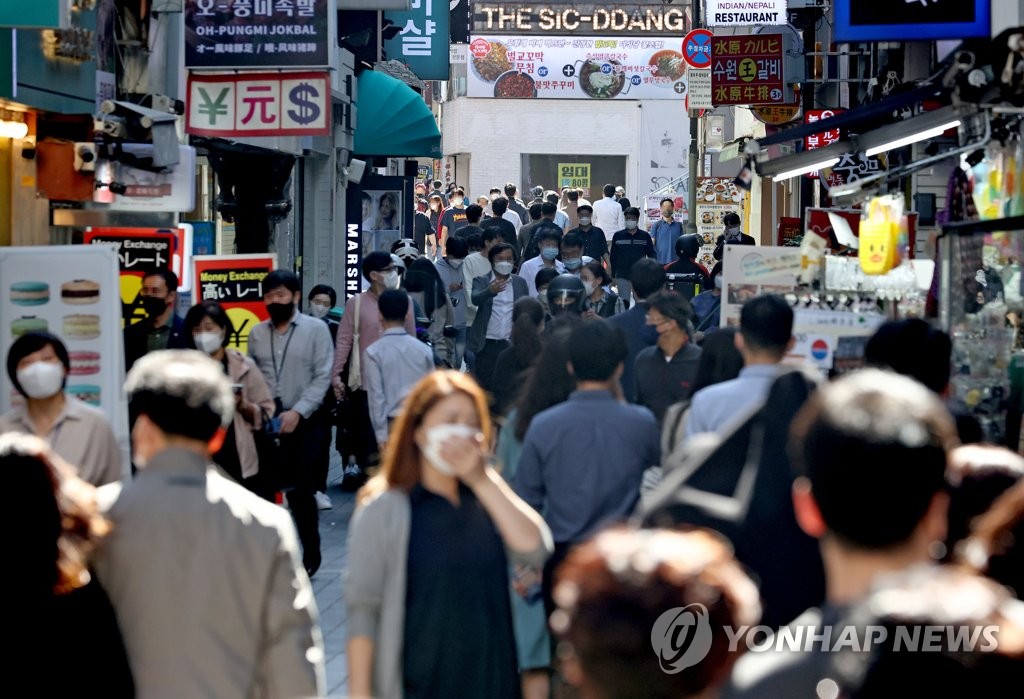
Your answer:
[4,178,1024,697]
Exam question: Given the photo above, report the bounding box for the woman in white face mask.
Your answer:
[579,260,624,319]
[183,301,276,492]
[0,332,121,486]
[345,370,552,699]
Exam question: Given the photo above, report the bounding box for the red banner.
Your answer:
[193,254,278,353]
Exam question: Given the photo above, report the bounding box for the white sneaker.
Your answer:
[315,491,332,510]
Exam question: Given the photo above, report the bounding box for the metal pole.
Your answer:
[686,0,701,236]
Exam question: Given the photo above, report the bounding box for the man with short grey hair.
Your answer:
[95,350,325,699]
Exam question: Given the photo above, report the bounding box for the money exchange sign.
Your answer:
[711,34,784,105]
[186,72,330,137]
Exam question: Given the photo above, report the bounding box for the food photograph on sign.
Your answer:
[467,35,691,99]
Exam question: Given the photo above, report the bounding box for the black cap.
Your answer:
[362,251,394,280]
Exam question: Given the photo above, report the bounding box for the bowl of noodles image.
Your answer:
[578,60,626,99]
[472,41,512,83]
[494,71,537,99]
[649,50,686,82]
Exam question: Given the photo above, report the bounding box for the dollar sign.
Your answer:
[287,83,321,125]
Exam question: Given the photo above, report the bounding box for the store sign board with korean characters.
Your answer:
[184,0,333,69]
[385,0,451,81]
[467,35,690,99]
[186,72,330,137]
[711,34,785,105]
[471,4,689,36]
[707,0,788,27]
[804,108,845,179]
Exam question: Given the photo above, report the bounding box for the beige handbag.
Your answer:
[347,292,362,391]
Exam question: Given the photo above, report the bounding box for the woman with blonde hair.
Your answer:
[345,370,552,699]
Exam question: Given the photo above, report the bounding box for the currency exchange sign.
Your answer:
[710,34,785,105]
[186,72,330,137]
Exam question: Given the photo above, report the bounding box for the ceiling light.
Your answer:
[0,120,28,139]
[772,157,841,181]
[864,120,961,157]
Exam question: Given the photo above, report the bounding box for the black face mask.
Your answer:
[266,302,295,324]
[141,296,168,319]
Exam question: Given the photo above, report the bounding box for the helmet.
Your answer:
[546,274,587,315]
[390,253,407,273]
[391,238,419,261]
[675,234,702,260]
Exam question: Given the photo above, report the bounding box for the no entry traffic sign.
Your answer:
[683,29,714,69]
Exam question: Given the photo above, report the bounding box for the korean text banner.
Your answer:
[711,34,785,105]
[184,0,332,69]
[193,254,276,353]
[467,35,690,99]
[186,72,330,137]
[385,0,451,81]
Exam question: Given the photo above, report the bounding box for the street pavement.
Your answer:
[311,452,356,697]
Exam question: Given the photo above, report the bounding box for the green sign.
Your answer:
[0,1,69,29]
[384,0,450,81]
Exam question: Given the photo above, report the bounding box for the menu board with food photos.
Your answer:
[0,245,129,461]
[696,177,745,270]
[467,35,690,99]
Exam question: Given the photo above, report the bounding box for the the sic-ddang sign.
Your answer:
[472,3,689,36]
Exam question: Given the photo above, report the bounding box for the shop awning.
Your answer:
[354,70,441,158]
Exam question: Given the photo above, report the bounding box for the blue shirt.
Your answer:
[685,365,783,438]
[650,219,683,265]
[513,389,660,543]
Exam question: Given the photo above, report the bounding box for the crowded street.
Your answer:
[4,1,1024,698]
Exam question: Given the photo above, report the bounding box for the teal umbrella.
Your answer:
[354,70,441,157]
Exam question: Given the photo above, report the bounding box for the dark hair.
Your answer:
[618,197,632,211]
[582,259,612,287]
[554,527,760,699]
[467,233,484,251]
[646,291,695,336]
[960,480,1024,597]
[308,284,337,307]
[577,204,594,215]
[864,319,952,394]
[603,184,616,198]
[740,295,793,357]
[6,332,70,397]
[537,229,562,246]
[488,242,514,264]
[263,269,301,295]
[126,350,235,443]
[944,446,1024,561]
[481,227,500,244]
[445,236,469,258]
[491,196,509,216]
[183,301,234,350]
[790,369,956,550]
[432,180,443,189]
[504,182,518,196]
[624,206,641,219]
[660,198,674,207]
[1,433,111,596]
[453,187,465,196]
[541,201,558,217]
[511,297,545,366]
[630,259,667,300]
[362,251,394,280]
[529,203,543,220]
[143,268,179,294]
[723,212,741,227]
[690,328,743,395]
[546,192,560,205]
[569,318,628,382]
[465,204,483,224]
[561,232,584,251]
[535,267,561,292]
[489,187,502,195]
[515,328,576,440]
[378,289,410,322]
[568,189,580,202]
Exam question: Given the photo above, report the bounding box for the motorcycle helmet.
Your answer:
[546,273,587,315]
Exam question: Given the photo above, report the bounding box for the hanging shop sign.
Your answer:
[468,35,689,99]
[193,254,276,353]
[93,145,197,213]
[558,162,591,191]
[186,72,330,137]
[84,225,195,297]
[706,0,788,27]
[183,0,332,69]
[471,4,688,36]
[385,0,451,81]
[752,102,800,125]
[804,108,844,179]
[834,0,990,43]
[711,34,785,105]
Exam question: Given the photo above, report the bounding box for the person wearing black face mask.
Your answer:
[247,269,335,577]
[123,268,188,371]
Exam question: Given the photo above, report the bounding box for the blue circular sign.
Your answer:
[630,75,641,86]
[601,63,612,75]
[538,66,549,77]
[683,29,714,70]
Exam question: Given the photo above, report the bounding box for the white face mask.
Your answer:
[449,258,464,269]
[625,220,638,230]
[17,361,65,400]
[578,217,592,227]
[382,270,401,290]
[583,280,597,296]
[420,424,479,475]
[309,302,330,319]
[194,331,224,355]
[726,226,742,238]
[714,276,724,290]
[494,261,514,276]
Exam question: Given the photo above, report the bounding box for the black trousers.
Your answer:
[473,338,510,394]
[314,405,334,492]
[336,388,379,469]
[278,413,323,567]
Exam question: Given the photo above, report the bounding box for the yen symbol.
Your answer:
[197,87,229,126]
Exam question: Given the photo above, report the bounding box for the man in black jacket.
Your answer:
[608,259,664,402]
[123,268,188,371]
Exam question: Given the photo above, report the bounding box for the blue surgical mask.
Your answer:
[563,257,582,270]
[541,247,559,260]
